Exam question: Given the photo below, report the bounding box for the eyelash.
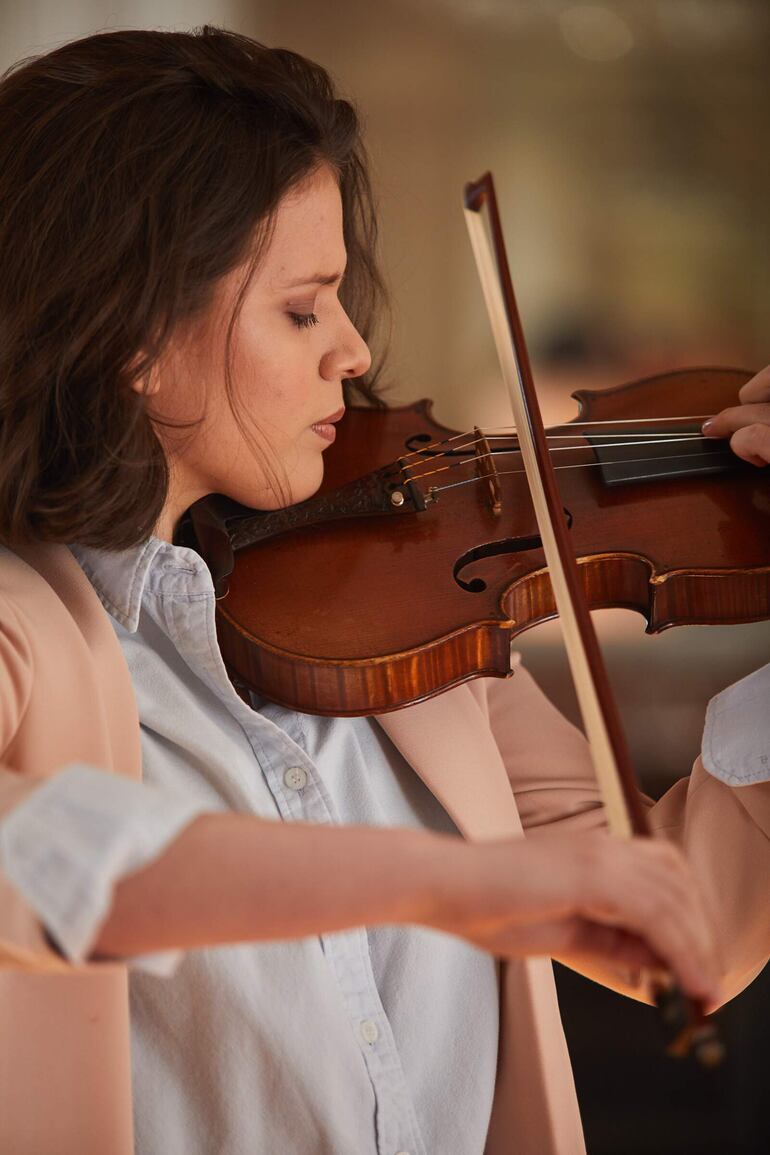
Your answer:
[289,312,319,330]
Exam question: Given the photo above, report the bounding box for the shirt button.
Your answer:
[283,766,308,791]
[360,1019,379,1045]
[395,1151,411,1155]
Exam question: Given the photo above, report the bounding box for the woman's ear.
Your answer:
[128,358,162,396]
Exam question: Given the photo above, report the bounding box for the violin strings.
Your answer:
[473,415,714,434]
[403,433,713,487]
[397,431,707,485]
[424,446,731,499]
[393,415,716,472]
[483,430,706,440]
[394,427,713,481]
[405,436,707,486]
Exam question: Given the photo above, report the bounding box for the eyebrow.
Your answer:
[278,271,344,290]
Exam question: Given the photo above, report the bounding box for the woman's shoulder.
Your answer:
[0,542,106,632]
[0,543,85,629]
[0,542,49,590]
[0,543,65,644]
[0,542,112,698]
[0,543,140,773]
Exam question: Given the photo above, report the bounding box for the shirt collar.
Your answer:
[69,536,212,633]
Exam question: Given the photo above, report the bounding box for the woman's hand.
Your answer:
[702,364,770,465]
[430,833,720,1006]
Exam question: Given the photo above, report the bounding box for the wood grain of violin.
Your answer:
[184,365,769,716]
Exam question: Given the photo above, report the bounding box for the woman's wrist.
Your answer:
[410,833,520,936]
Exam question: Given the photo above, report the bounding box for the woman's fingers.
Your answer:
[576,838,720,1003]
[738,364,770,404]
[513,917,660,974]
[729,423,770,467]
[703,401,770,438]
[702,365,770,464]
[459,835,720,1003]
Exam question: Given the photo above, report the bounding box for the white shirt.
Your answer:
[1,537,499,1155]
[702,660,770,786]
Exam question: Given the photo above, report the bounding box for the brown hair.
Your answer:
[0,26,387,549]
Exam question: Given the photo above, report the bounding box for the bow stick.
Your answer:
[463,171,722,1066]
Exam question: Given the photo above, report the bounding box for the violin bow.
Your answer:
[463,171,722,1067]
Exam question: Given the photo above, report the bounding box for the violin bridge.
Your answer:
[474,426,502,515]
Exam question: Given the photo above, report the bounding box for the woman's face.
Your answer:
[146,165,371,540]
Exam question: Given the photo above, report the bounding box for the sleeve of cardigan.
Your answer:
[476,657,770,1006]
[0,763,210,975]
[469,657,607,835]
[0,588,211,974]
[0,599,65,970]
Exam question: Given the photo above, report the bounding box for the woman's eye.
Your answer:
[289,312,319,330]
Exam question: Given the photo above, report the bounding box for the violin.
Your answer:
[180,173,761,1065]
[184,364,767,717]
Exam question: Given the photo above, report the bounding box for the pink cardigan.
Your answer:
[1,543,769,1154]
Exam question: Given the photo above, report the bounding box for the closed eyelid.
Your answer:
[285,298,317,310]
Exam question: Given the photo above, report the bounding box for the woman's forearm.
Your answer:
[91,813,450,959]
[91,810,720,1005]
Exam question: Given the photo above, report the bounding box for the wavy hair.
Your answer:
[0,26,387,548]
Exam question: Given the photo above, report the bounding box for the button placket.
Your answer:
[319,926,425,1155]
[245,723,331,825]
[203,666,426,1155]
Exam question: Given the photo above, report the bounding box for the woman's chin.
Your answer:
[225,465,324,511]
[284,461,326,506]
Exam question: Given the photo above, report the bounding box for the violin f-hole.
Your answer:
[453,508,573,593]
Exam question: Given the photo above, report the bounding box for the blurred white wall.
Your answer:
[0,0,236,60]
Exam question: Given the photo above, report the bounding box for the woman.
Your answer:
[0,26,765,1155]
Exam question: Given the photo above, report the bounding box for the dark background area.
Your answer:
[556,961,770,1155]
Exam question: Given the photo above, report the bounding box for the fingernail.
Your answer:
[701,419,714,435]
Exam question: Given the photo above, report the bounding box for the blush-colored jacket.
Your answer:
[1,543,769,1155]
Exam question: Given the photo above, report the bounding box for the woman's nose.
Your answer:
[321,313,372,382]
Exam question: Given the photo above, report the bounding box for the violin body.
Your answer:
[215,367,770,715]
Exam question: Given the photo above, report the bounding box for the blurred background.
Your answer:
[2,1,769,1151]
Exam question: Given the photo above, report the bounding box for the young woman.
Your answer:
[0,26,766,1155]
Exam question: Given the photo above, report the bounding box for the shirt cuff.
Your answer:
[0,763,210,974]
[701,661,770,786]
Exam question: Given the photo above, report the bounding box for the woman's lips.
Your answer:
[310,406,345,443]
[310,421,337,443]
